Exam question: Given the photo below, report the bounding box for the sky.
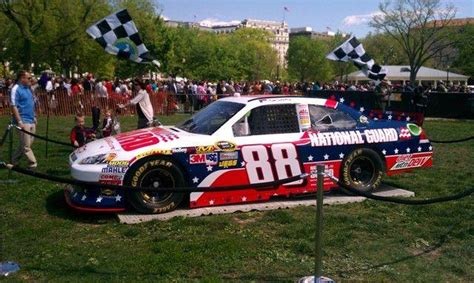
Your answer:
[156,0,474,37]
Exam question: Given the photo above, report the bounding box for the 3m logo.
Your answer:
[190,154,206,164]
[190,153,218,165]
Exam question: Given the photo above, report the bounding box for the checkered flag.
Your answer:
[86,9,160,67]
[327,36,386,81]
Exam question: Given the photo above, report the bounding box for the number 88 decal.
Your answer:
[241,143,303,186]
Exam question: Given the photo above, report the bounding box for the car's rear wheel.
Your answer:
[340,148,384,193]
[125,158,185,214]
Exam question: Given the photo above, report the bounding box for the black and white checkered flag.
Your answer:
[87,9,160,67]
[327,36,386,81]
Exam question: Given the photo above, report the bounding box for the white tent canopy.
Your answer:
[346,65,469,85]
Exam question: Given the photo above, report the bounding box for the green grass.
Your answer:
[0,115,473,282]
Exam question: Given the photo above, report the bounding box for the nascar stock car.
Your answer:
[66,95,433,214]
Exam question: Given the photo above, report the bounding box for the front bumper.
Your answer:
[64,185,126,213]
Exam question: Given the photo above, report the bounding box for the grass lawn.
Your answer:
[0,114,473,282]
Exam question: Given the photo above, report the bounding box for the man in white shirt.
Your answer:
[119,80,154,129]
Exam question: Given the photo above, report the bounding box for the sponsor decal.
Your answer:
[99,174,123,185]
[190,153,218,165]
[310,165,334,179]
[172,147,188,153]
[219,160,238,168]
[219,151,239,161]
[407,123,421,136]
[115,128,179,152]
[105,153,117,162]
[296,104,311,131]
[196,145,216,154]
[136,149,172,159]
[107,160,129,167]
[390,155,431,170]
[399,127,411,140]
[309,128,398,147]
[215,141,237,152]
[101,166,127,174]
[101,160,130,173]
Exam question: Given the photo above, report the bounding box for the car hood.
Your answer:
[70,126,212,164]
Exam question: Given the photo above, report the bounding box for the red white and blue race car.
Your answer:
[65,96,433,214]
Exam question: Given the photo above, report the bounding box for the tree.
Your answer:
[362,32,407,65]
[370,0,456,84]
[287,36,333,82]
[452,25,474,78]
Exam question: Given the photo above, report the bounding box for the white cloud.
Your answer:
[342,12,382,27]
[199,18,241,27]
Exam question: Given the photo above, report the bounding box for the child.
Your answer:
[112,108,122,135]
[102,109,113,137]
[70,113,95,148]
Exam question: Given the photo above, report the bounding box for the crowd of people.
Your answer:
[1,72,472,101]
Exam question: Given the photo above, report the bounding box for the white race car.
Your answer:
[66,95,432,214]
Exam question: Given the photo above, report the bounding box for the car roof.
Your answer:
[220,95,328,105]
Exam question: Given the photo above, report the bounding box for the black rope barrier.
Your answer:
[324,174,473,205]
[0,126,11,147]
[429,136,474,144]
[0,162,308,193]
[12,125,73,147]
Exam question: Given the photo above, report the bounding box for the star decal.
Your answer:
[429,145,433,151]
[339,97,345,103]
[394,148,399,154]
[388,115,392,120]
[406,116,411,121]
[323,154,329,160]
[359,107,365,112]
[192,177,199,183]
[209,200,215,205]
[207,165,213,172]
[96,196,103,203]
[241,196,247,202]
[115,195,122,202]
[339,153,344,159]
[81,195,87,201]
[406,147,411,153]
[382,149,387,155]
[417,146,422,152]
[374,117,379,121]
[308,155,314,161]
[241,161,246,167]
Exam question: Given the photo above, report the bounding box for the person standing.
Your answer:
[119,80,154,129]
[10,71,37,169]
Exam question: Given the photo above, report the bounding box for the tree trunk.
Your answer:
[23,38,32,71]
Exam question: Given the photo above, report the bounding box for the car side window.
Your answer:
[233,104,300,136]
[309,105,357,131]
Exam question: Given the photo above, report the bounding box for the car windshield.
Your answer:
[177,100,245,135]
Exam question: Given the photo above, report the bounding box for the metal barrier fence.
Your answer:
[0,89,175,117]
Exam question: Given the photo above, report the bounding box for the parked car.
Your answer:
[66,95,433,214]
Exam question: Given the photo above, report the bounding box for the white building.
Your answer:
[241,19,289,67]
[164,18,289,67]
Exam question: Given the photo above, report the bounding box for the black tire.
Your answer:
[340,148,384,193]
[125,158,185,214]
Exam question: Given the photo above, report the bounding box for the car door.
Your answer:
[230,103,306,186]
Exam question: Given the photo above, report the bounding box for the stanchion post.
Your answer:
[299,165,334,283]
[315,164,324,278]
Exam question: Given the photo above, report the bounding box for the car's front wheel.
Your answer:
[340,148,384,193]
[125,158,185,214]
